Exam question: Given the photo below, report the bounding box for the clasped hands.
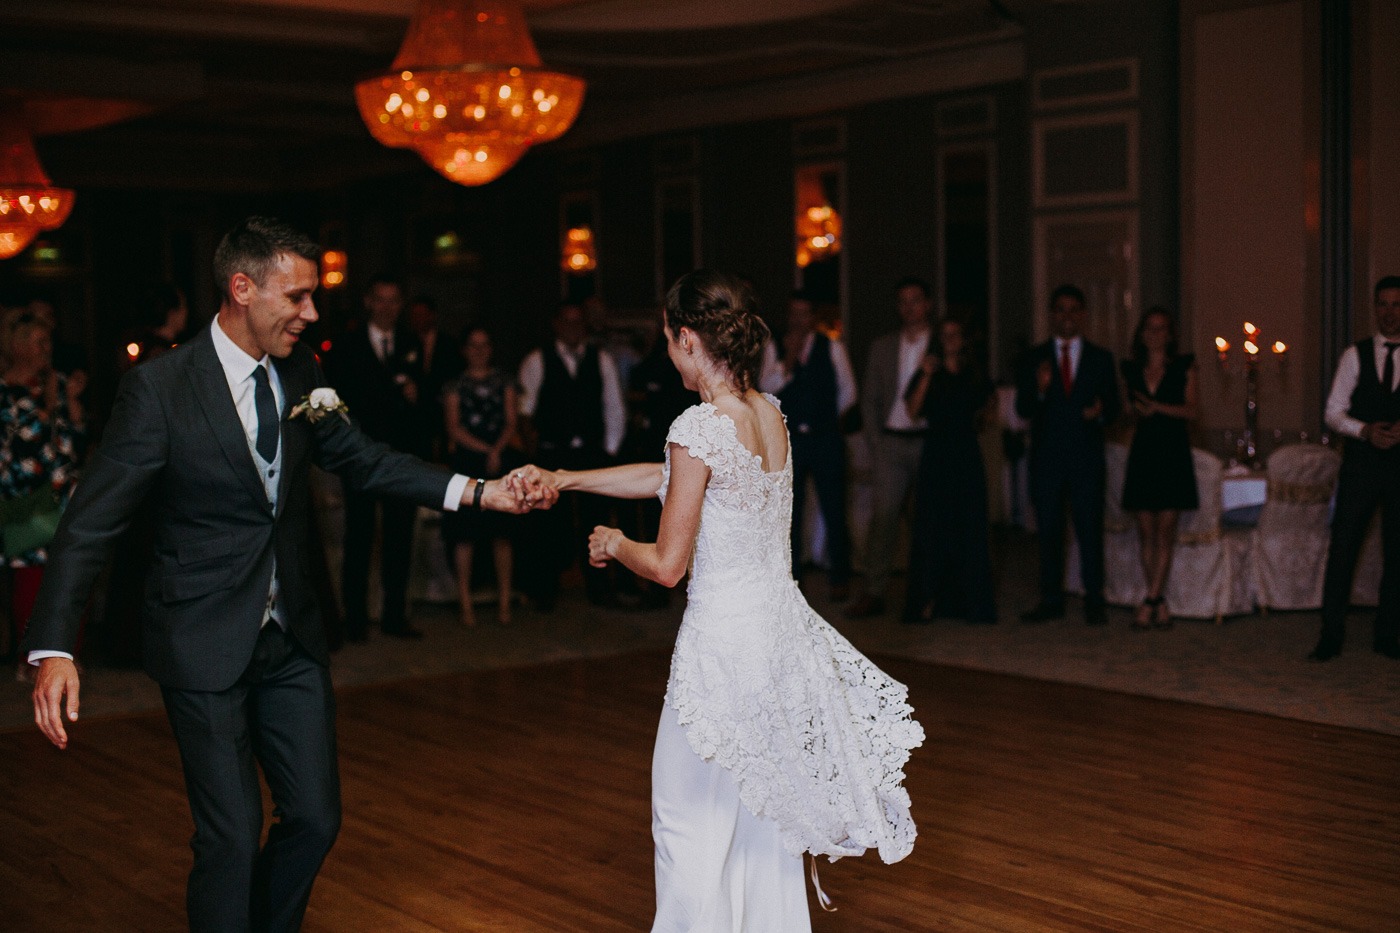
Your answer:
[1362,421,1400,450]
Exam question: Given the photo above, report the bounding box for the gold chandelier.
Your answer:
[356,0,586,186]
[0,103,75,260]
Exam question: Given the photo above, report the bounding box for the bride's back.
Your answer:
[711,391,788,474]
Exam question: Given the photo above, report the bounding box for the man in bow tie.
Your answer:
[24,216,550,932]
[1312,275,1400,661]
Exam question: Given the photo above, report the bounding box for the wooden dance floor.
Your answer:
[4,650,1398,932]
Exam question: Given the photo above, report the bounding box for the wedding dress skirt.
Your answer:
[650,401,924,932]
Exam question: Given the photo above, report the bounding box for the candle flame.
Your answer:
[1272,341,1286,354]
[1243,322,1258,336]
[1215,337,1229,352]
[1244,340,1259,355]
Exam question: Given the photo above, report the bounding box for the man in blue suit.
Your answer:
[1015,284,1121,626]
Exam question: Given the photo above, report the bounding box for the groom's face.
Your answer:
[245,253,319,358]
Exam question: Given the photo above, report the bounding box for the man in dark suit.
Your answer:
[26,217,541,932]
[1311,275,1400,661]
[1015,284,1121,626]
[324,275,428,640]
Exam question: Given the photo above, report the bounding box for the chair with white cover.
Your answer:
[1102,442,1145,606]
[1164,449,1254,620]
[1250,443,1342,610]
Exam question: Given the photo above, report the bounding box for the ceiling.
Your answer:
[1,0,1039,191]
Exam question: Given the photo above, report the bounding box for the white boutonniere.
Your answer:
[290,387,350,424]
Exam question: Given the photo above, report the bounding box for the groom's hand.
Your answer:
[509,465,560,510]
[33,657,81,750]
[479,478,531,514]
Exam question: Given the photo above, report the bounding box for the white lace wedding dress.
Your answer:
[651,398,925,933]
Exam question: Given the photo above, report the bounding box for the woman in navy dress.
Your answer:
[442,327,519,626]
[1121,307,1199,629]
[903,317,997,624]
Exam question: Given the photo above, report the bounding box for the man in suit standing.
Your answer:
[26,217,542,932]
[846,277,934,618]
[324,275,427,640]
[1311,275,1400,661]
[1015,284,1121,626]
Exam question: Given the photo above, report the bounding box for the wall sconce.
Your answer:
[320,249,347,289]
[1214,320,1288,466]
[562,224,597,273]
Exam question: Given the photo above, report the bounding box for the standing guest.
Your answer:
[620,316,699,609]
[1311,275,1400,661]
[846,277,934,618]
[1,308,86,668]
[1120,307,1199,630]
[442,327,519,627]
[902,317,997,624]
[517,302,626,608]
[1015,284,1121,626]
[406,295,460,462]
[759,289,857,600]
[324,274,427,641]
[23,216,542,933]
[27,297,89,385]
[119,282,189,373]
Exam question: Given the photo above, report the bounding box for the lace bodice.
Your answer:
[658,399,924,864]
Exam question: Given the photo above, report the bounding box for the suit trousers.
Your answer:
[1319,449,1400,647]
[790,431,852,585]
[861,433,925,597]
[341,488,418,634]
[1031,452,1107,608]
[161,624,341,933]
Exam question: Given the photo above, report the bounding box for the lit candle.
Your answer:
[1272,341,1286,354]
[1243,322,1258,337]
[1243,340,1259,355]
[1215,337,1230,353]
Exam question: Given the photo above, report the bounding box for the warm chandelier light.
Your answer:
[795,204,842,268]
[355,0,586,186]
[0,103,75,260]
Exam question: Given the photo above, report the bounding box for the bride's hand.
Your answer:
[588,526,622,567]
[508,465,560,510]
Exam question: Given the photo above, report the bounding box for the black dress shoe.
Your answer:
[1084,603,1108,627]
[1374,640,1400,659]
[1019,603,1064,623]
[1308,639,1342,662]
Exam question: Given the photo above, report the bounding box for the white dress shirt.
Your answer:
[1325,335,1400,439]
[367,321,394,362]
[517,341,626,456]
[885,329,931,431]
[1053,336,1084,384]
[758,334,858,415]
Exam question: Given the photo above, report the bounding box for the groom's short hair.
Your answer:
[213,216,321,300]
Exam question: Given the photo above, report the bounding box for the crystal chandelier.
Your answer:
[0,103,75,261]
[356,0,586,186]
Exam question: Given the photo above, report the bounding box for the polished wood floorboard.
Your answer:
[3,651,1398,932]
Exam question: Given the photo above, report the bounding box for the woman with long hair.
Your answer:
[903,316,997,624]
[517,270,922,931]
[1121,307,1199,629]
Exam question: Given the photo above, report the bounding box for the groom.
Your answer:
[25,216,550,932]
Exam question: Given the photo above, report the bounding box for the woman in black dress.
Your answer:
[1121,307,1199,629]
[442,327,519,626]
[903,317,997,624]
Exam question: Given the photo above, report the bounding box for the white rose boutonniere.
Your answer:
[290,387,350,424]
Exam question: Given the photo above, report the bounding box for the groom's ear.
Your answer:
[230,272,256,307]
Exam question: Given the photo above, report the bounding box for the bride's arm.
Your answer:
[589,444,708,587]
[519,461,664,500]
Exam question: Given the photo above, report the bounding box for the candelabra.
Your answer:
[1214,322,1287,467]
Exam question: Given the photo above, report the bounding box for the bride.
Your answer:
[518,270,924,931]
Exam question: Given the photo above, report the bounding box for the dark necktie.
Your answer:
[252,364,279,463]
[1059,342,1074,394]
[1384,341,1399,394]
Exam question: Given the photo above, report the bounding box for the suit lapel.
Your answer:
[187,329,275,511]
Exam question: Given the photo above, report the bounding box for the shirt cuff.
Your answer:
[443,474,470,511]
[1327,414,1367,440]
[28,650,74,666]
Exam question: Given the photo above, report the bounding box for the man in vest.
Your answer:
[761,290,856,600]
[518,302,626,608]
[1311,275,1400,661]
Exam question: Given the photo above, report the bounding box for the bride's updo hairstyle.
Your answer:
[664,270,771,392]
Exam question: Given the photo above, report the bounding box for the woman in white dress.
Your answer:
[519,271,924,932]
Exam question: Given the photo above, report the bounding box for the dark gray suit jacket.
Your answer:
[22,326,453,691]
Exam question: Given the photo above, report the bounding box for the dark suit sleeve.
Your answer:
[23,365,170,654]
[306,359,454,507]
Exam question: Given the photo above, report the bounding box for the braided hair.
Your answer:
[663,270,770,392]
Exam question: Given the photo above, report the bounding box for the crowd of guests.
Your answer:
[2,271,1396,667]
